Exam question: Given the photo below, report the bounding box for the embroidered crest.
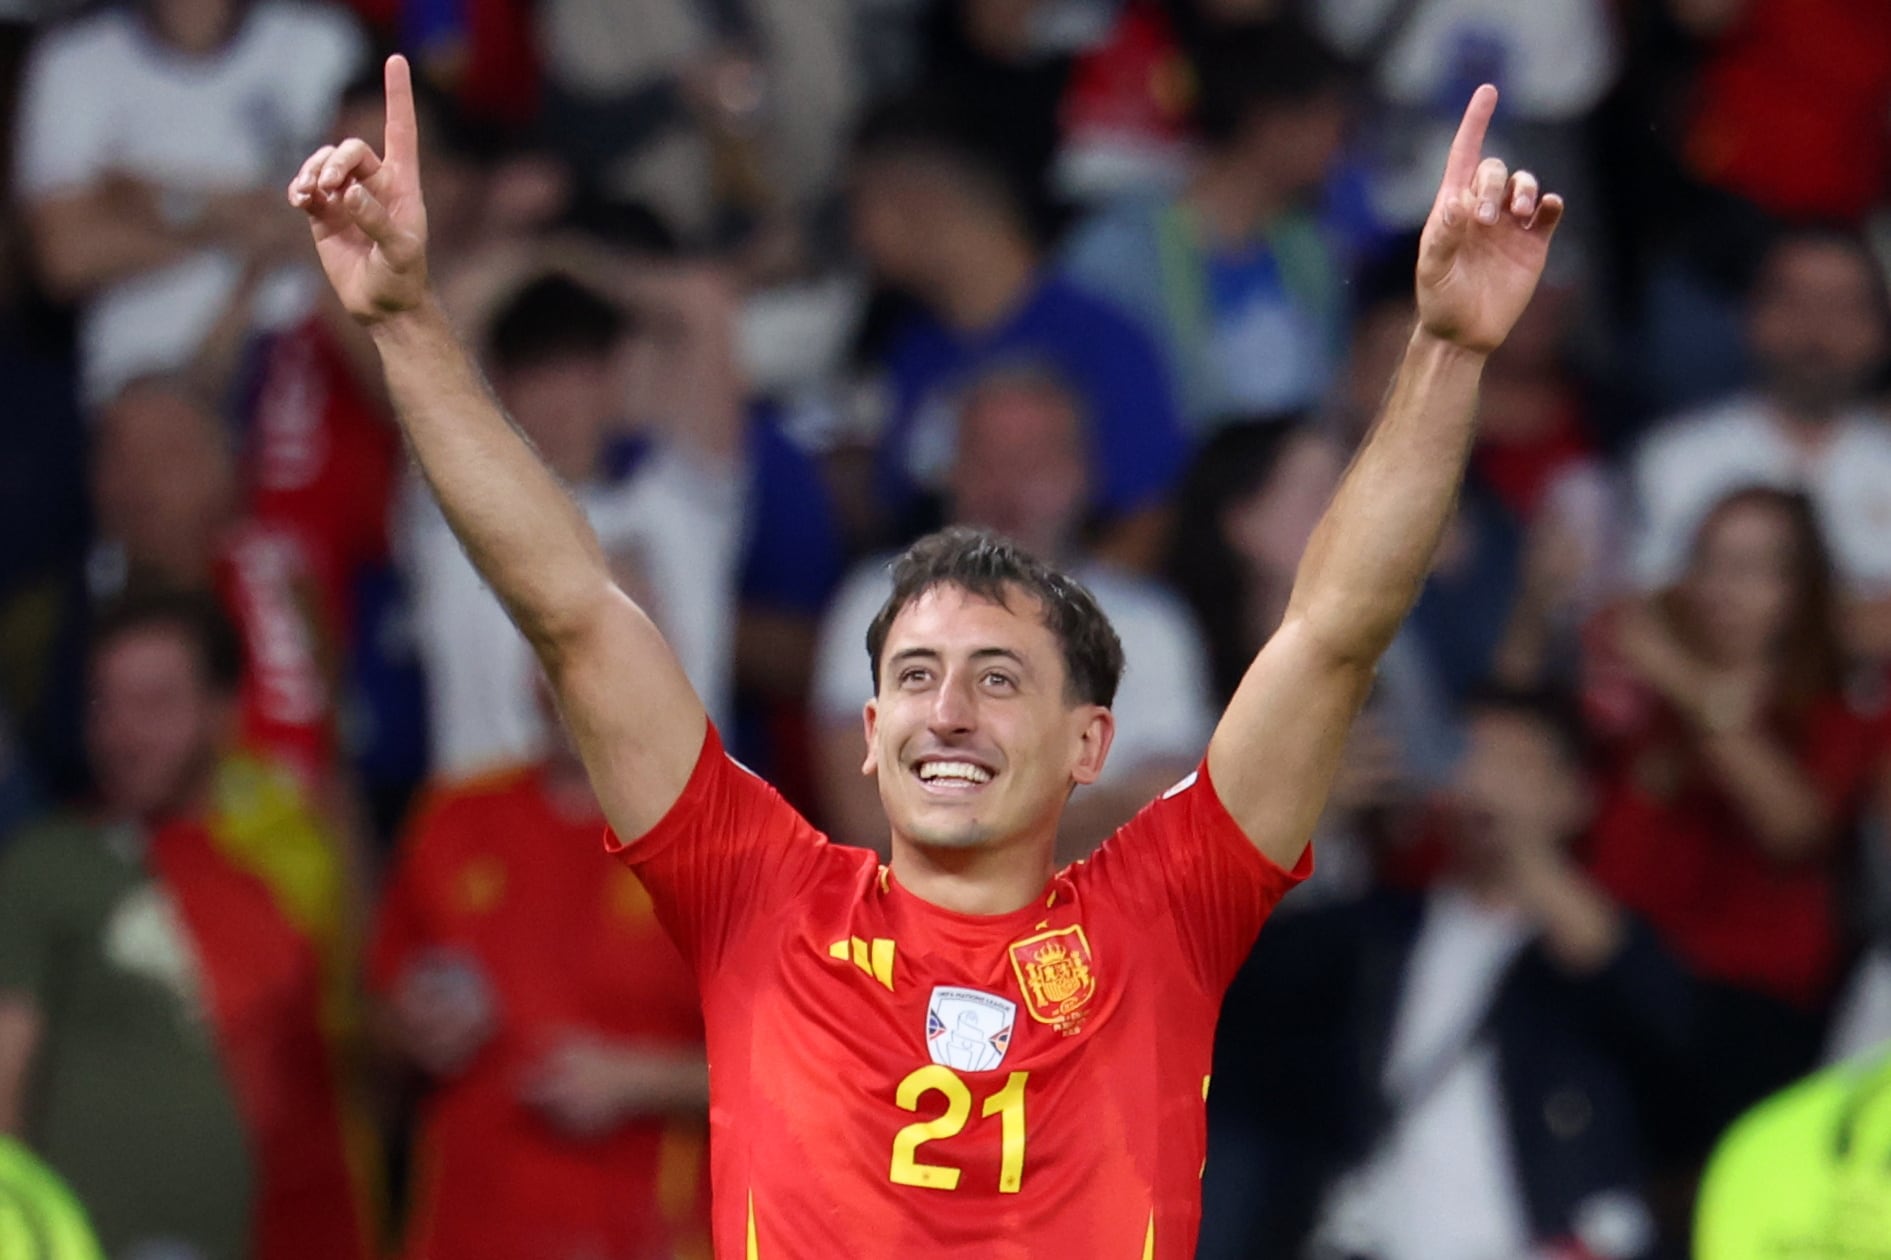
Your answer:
[1008,925,1098,1031]
[926,986,1016,1072]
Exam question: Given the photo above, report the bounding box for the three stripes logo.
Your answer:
[828,937,896,991]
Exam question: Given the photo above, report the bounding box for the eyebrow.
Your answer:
[887,646,1028,670]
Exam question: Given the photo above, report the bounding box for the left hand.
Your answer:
[1415,86,1565,355]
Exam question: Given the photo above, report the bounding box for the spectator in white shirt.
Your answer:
[13,0,365,403]
[1628,227,1891,658]
[812,362,1214,860]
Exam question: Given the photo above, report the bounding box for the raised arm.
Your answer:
[287,57,704,838]
[1206,86,1564,869]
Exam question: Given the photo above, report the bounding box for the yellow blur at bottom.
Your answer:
[0,1137,105,1260]
[1695,1048,1891,1259]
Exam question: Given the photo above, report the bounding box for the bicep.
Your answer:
[1206,616,1375,870]
[0,996,43,1135]
[543,585,708,841]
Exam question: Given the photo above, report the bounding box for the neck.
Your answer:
[1764,395,1846,448]
[1188,157,1289,247]
[890,832,1056,916]
[929,229,1038,332]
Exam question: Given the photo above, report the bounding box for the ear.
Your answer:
[1068,706,1116,787]
[861,700,880,778]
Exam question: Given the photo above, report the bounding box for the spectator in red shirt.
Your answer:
[1580,486,1889,1122]
[370,689,710,1260]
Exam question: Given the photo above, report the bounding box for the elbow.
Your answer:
[1281,597,1401,673]
[517,579,626,670]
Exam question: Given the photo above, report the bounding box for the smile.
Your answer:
[913,758,996,792]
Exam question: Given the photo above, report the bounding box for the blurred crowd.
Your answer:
[0,0,1889,1257]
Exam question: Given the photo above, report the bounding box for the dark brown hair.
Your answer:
[1668,485,1846,717]
[89,588,246,696]
[865,527,1124,707]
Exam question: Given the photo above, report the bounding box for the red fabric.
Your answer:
[370,768,710,1260]
[1059,1,1195,148]
[1684,0,1891,222]
[336,0,539,126]
[248,314,402,642]
[1579,628,1889,1008]
[148,819,370,1260]
[609,728,1308,1260]
[214,524,335,791]
[1472,399,1593,521]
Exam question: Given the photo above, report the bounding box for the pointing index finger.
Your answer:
[1442,84,1498,194]
[383,54,420,176]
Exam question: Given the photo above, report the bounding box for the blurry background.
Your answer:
[0,1,1888,1258]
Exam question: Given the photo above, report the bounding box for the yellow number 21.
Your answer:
[889,1066,1029,1193]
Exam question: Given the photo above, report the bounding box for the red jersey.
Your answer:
[372,767,711,1260]
[609,727,1307,1259]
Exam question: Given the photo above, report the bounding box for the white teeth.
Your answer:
[917,760,992,785]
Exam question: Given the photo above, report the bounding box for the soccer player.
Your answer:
[289,56,1563,1258]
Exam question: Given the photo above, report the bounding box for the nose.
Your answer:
[927,670,977,738]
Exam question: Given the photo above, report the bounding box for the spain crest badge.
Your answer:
[1008,925,1098,1032]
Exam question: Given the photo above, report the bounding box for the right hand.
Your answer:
[287,55,428,323]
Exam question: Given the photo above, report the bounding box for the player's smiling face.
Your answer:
[865,584,1113,856]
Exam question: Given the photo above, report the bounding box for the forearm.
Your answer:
[1698,731,1833,862]
[28,189,198,300]
[369,299,616,651]
[1510,851,1625,973]
[1285,329,1486,661]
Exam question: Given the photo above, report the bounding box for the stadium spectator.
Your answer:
[12,0,365,403]
[1583,487,1889,1128]
[0,593,370,1260]
[1628,228,1891,660]
[371,685,709,1260]
[813,365,1212,857]
[1207,689,1684,1260]
[400,265,744,776]
[849,96,1189,564]
[1062,19,1352,427]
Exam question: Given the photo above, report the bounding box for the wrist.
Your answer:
[366,293,449,344]
[1409,325,1493,371]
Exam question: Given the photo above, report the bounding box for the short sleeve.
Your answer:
[1077,759,1310,995]
[0,830,60,1002]
[605,724,832,977]
[13,25,118,200]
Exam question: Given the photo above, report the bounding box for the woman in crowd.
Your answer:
[1580,486,1889,1133]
